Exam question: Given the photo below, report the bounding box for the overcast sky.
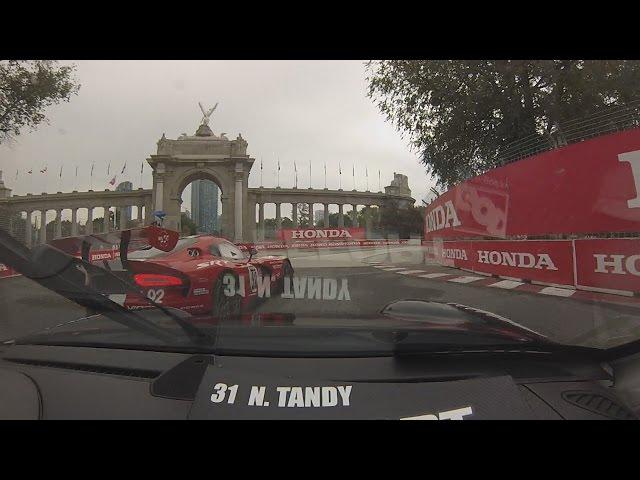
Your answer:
[0,60,434,220]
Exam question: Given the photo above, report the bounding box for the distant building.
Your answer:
[115,181,133,227]
[191,179,219,233]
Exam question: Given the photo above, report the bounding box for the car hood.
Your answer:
[11,300,559,356]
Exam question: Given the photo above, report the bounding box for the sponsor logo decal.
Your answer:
[477,250,558,270]
[425,200,461,233]
[401,406,474,420]
[594,254,640,277]
[291,229,353,239]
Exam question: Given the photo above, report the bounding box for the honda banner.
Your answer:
[424,128,640,240]
[574,238,640,294]
[425,239,575,287]
[278,227,366,242]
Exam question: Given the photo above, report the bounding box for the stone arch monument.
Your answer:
[148,112,254,242]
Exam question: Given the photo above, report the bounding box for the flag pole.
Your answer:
[324,163,327,189]
[309,161,311,189]
[353,164,355,190]
[260,158,263,188]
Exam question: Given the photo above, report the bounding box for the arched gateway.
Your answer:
[150,121,252,242]
[0,109,415,245]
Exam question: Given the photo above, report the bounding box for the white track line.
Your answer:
[379,267,407,271]
[489,280,524,289]
[418,273,451,279]
[397,270,426,275]
[539,286,576,297]
[447,276,485,284]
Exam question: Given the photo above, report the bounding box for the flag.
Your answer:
[91,163,94,177]
[59,165,63,178]
[75,166,78,177]
[40,166,47,174]
[260,159,263,170]
[121,162,127,174]
[140,161,144,174]
[27,169,32,174]
[277,160,280,171]
[15,169,18,180]
[353,164,355,176]
[294,161,297,173]
[107,162,110,175]
[339,163,342,175]
[109,176,116,186]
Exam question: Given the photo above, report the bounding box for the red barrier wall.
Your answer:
[238,239,410,251]
[424,238,640,294]
[425,239,575,287]
[277,228,366,241]
[574,238,640,294]
[424,128,640,240]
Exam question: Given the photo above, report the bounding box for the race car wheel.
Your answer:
[211,272,242,320]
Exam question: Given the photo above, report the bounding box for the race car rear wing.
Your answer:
[47,225,179,270]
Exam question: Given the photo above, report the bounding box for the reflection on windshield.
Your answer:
[0,59,639,358]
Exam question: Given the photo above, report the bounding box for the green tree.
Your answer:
[377,202,423,239]
[366,60,640,187]
[0,61,80,144]
[181,212,198,236]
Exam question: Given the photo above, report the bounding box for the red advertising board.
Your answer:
[574,238,640,294]
[238,238,410,251]
[424,128,640,240]
[277,227,366,242]
[425,239,575,287]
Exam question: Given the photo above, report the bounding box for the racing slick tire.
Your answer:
[211,271,242,320]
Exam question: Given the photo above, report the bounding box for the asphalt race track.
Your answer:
[1,246,639,349]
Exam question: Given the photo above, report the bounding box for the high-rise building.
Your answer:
[191,179,219,233]
[115,181,133,228]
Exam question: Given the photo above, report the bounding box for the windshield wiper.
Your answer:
[0,228,209,345]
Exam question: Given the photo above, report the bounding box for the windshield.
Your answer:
[1,59,639,358]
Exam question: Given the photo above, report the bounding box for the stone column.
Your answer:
[258,203,265,241]
[292,203,298,227]
[55,209,62,239]
[308,203,314,227]
[351,205,359,227]
[275,203,282,231]
[40,210,47,244]
[86,208,94,235]
[138,204,145,226]
[25,211,32,247]
[103,207,110,233]
[364,206,373,234]
[323,204,329,227]
[234,164,243,242]
[338,204,344,227]
[71,209,78,236]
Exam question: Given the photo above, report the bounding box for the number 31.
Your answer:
[210,383,239,404]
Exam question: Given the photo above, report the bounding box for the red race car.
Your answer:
[123,235,293,317]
